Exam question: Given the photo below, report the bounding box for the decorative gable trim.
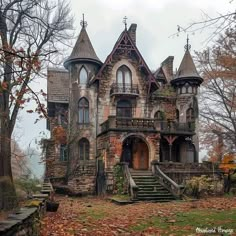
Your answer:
[91,29,159,94]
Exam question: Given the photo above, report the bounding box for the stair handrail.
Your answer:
[122,163,139,200]
[152,161,184,197]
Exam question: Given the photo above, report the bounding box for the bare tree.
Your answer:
[197,27,236,155]
[0,0,73,210]
[170,1,236,43]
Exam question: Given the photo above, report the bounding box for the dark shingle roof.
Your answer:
[175,50,200,79]
[47,68,69,103]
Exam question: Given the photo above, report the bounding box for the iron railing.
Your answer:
[110,83,139,96]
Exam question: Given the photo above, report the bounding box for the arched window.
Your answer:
[182,85,187,94]
[79,67,88,84]
[117,65,132,87]
[117,100,132,117]
[154,110,165,120]
[186,108,194,122]
[78,138,89,160]
[78,97,89,124]
[188,86,193,93]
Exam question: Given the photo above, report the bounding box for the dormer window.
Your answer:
[117,65,132,87]
[79,67,88,84]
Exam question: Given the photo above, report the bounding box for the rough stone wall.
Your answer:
[97,131,160,191]
[97,55,149,133]
[65,62,100,194]
[67,160,96,194]
[44,140,67,184]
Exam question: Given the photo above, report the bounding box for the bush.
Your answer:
[15,178,41,198]
[185,175,224,198]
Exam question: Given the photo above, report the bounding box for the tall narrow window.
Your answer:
[176,109,179,122]
[79,67,88,84]
[117,100,132,117]
[60,144,68,161]
[78,138,89,160]
[186,108,194,122]
[78,97,89,124]
[116,65,132,89]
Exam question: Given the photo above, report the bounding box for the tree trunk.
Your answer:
[0,113,17,210]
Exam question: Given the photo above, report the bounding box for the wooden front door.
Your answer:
[133,142,149,170]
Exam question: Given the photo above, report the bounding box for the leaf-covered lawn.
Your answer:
[40,195,236,236]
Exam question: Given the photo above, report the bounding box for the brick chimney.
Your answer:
[161,56,174,78]
[128,24,137,45]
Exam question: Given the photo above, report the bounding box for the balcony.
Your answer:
[100,116,195,135]
[158,121,195,135]
[100,116,156,133]
[110,83,139,97]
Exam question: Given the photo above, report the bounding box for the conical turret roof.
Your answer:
[171,42,203,85]
[175,50,200,79]
[64,25,101,68]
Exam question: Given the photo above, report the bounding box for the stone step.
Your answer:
[138,186,166,190]
[132,176,156,179]
[138,189,169,193]
[130,171,153,176]
[137,192,173,197]
[137,196,176,200]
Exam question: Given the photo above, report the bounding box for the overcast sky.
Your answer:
[15,0,235,156]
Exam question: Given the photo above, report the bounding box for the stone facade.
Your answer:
[45,21,203,195]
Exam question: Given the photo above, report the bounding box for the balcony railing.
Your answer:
[100,116,195,134]
[110,83,139,96]
[101,116,155,132]
[157,121,195,134]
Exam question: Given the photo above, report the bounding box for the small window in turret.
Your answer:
[188,86,193,93]
[182,86,186,94]
[79,67,88,84]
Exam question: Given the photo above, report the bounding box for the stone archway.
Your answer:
[120,136,149,170]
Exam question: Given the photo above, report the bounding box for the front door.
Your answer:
[133,142,149,170]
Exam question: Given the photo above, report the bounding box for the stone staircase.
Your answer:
[130,170,176,202]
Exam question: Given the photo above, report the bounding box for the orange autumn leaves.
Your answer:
[52,126,67,145]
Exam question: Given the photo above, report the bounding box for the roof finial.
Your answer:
[80,13,88,29]
[184,34,191,51]
[123,16,128,30]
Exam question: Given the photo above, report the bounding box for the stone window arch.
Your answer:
[78,97,89,124]
[79,66,88,84]
[116,65,132,86]
[78,138,89,160]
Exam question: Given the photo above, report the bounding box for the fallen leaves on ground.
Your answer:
[40,196,236,236]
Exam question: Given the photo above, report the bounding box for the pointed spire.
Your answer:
[123,16,128,30]
[64,15,101,69]
[174,37,201,80]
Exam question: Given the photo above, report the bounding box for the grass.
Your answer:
[130,209,236,235]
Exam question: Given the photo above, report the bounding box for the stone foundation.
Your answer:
[67,160,96,195]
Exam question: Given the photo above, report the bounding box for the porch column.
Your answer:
[163,135,177,162]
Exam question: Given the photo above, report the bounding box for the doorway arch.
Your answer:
[120,136,149,170]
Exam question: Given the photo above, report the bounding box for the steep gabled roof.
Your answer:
[153,67,167,84]
[64,26,102,68]
[92,26,159,93]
